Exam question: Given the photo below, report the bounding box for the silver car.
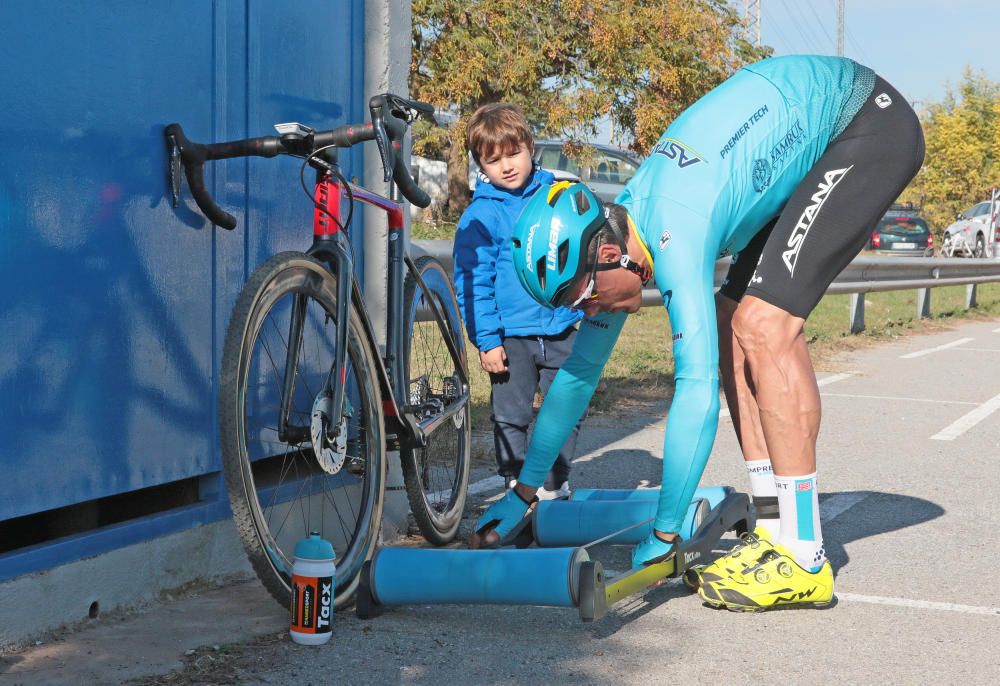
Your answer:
[942,200,998,258]
[533,141,643,203]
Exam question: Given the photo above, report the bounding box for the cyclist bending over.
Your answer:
[471,55,924,612]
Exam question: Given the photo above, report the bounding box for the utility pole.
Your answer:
[837,0,844,56]
[744,0,761,47]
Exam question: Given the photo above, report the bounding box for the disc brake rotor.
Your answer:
[311,392,348,474]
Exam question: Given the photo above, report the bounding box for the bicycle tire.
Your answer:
[399,256,471,544]
[219,252,385,609]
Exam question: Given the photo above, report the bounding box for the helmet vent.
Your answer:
[536,257,547,288]
[512,238,521,248]
[575,190,591,215]
[558,240,569,272]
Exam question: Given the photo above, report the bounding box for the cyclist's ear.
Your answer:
[597,240,622,264]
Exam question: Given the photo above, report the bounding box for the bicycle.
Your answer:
[165,93,472,608]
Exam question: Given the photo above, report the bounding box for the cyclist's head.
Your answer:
[511,182,628,309]
[467,103,534,165]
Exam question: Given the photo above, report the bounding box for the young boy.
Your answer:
[452,103,584,499]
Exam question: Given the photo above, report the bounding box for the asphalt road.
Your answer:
[4,317,999,685]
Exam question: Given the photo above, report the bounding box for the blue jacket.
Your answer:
[453,168,581,351]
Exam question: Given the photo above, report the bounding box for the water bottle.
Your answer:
[289,532,336,646]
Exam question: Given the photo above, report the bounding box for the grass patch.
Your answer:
[412,220,458,241]
[459,283,1000,425]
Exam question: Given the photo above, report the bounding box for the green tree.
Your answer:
[902,68,1000,232]
[411,0,769,213]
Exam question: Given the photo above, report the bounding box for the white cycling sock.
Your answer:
[745,459,779,540]
[774,472,826,572]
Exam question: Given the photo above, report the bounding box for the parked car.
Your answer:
[869,206,934,256]
[942,200,998,258]
[532,140,643,203]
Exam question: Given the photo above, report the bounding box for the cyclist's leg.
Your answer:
[716,222,775,464]
[715,223,782,538]
[491,336,539,484]
[731,75,924,570]
[536,326,582,490]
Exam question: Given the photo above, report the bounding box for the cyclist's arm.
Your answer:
[516,312,626,488]
[649,223,722,534]
[453,211,504,351]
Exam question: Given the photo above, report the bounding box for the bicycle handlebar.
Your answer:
[165,93,434,230]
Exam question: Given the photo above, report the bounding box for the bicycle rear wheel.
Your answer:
[220,252,385,608]
[400,256,471,544]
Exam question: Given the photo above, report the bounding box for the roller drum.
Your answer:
[369,547,587,607]
[571,486,729,508]
[533,497,708,546]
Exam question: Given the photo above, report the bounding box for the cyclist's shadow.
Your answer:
[588,489,944,638]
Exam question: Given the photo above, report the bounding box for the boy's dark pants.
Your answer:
[489,326,582,490]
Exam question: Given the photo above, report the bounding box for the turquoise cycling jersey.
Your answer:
[517,55,875,532]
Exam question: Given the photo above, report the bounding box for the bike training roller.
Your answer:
[356,490,756,622]
[572,485,729,508]
[532,496,709,547]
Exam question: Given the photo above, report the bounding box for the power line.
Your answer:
[845,25,875,65]
[777,0,827,53]
[765,12,798,52]
[803,0,836,53]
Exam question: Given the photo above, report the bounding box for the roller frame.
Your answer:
[356,489,755,622]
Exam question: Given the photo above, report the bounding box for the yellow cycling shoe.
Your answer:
[697,543,834,612]
[682,526,776,591]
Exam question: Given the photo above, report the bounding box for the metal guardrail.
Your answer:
[413,240,1000,334]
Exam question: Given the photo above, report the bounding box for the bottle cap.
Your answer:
[294,532,336,562]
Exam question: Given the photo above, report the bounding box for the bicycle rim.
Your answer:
[400,256,471,544]
[220,252,385,609]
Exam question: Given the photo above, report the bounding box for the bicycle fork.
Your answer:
[274,236,357,474]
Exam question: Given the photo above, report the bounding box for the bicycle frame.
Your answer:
[279,165,469,451]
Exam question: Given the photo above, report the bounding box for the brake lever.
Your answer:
[369,102,395,184]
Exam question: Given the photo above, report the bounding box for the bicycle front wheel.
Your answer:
[220,252,385,609]
[400,256,471,544]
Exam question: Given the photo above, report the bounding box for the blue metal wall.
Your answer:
[0,1,366,577]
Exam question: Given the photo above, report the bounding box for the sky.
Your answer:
[598,0,1000,144]
[757,0,1000,111]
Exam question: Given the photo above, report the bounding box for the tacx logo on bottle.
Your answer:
[651,138,705,169]
[782,166,853,276]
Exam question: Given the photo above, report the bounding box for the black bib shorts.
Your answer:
[719,75,926,318]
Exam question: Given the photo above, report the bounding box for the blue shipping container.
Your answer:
[0,0,367,577]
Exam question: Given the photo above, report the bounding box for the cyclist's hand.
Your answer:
[479,346,508,374]
[469,487,536,549]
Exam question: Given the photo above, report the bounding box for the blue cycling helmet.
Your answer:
[511,182,610,308]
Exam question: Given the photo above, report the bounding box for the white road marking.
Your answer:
[900,337,975,359]
[720,373,854,418]
[993,327,1000,333]
[836,592,1000,616]
[930,391,1000,441]
[822,393,977,406]
[817,372,856,387]
[946,347,1000,353]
